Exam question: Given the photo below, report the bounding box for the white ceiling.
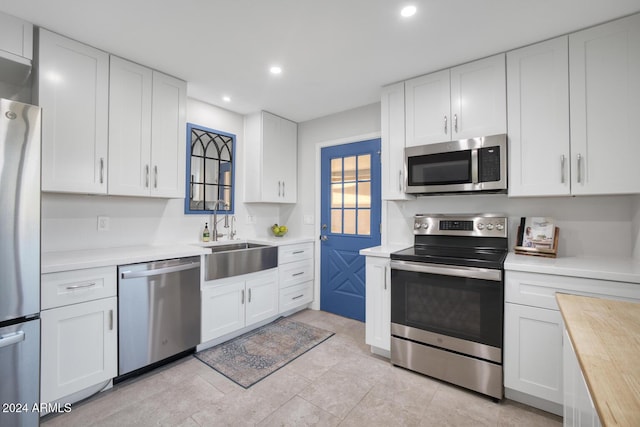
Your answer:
[2,1,640,123]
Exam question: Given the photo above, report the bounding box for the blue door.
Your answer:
[320,139,381,321]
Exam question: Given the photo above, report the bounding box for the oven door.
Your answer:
[390,260,503,363]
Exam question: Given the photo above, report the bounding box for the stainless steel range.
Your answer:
[390,214,508,400]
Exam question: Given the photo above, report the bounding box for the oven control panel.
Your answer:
[413,214,507,238]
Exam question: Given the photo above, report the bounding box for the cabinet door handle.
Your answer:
[454,114,458,133]
[577,154,582,184]
[66,282,96,290]
[560,155,565,184]
[241,289,245,304]
[248,288,252,303]
[398,170,402,192]
[282,181,285,198]
[444,115,448,134]
[100,158,104,184]
[278,181,281,197]
[154,166,158,189]
[145,165,150,188]
[383,265,387,290]
[109,309,113,330]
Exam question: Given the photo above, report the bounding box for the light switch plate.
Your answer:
[246,215,256,224]
[303,215,314,225]
[97,216,110,231]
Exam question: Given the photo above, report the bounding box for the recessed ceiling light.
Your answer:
[222,96,231,103]
[270,66,282,75]
[400,5,417,18]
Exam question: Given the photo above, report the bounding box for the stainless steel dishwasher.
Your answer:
[118,256,200,376]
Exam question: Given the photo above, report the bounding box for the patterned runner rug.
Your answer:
[194,317,334,388]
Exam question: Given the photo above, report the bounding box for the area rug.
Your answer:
[194,317,334,388]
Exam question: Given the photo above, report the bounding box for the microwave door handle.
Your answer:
[471,149,479,184]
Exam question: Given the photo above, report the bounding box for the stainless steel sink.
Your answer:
[204,242,277,281]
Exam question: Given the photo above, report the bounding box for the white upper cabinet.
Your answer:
[150,71,187,198]
[381,82,413,200]
[405,54,506,146]
[0,11,32,62]
[108,56,153,197]
[38,29,109,194]
[109,57,186,198]
[507,36,571,197]
[569,13,640,195]
[244,111,297,203]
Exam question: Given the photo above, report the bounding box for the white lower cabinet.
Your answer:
[40,266,118,406]
[201,269,278,343]
[364,256,390,353]
[40,296,117,404]
[504,269,640,415]
[563,329,601,427]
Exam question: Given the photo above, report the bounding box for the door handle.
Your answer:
[0,331,25,349]
[320,235,328,241]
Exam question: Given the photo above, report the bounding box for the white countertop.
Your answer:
[505,252,640,284]
[42,237,316,273]
[360,244,411,258]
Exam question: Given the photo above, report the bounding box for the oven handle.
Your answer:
[390,260,502,282]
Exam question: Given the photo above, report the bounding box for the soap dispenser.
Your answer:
[202,222,210,242]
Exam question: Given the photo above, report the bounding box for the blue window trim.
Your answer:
[184,122,236,215]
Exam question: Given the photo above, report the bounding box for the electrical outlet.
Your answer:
[246,215,256,224]
[303,215,314,225]
[97,216,110,231]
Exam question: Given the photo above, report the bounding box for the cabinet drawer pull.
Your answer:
[292,272,304,277]
[292,250,304,255]
[292,294,305,300]
[65,282,97,290]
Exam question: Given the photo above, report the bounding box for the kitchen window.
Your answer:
[185,123,235,214]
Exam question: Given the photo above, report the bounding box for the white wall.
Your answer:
[295,102,639,259]
[41,98,279,253]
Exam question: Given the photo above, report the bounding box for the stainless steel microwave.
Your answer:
[404,134,507,195]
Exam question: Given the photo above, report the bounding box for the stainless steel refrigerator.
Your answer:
[0,98,41,427]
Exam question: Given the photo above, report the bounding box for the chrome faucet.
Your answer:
[229,215,237,240]
[212,199,227,241]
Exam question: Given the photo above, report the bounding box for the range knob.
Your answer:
[422,223,429,229]
[486,224,495,231]
[496,223,505,231]
[477,223,485,230]
[414,222,421,229]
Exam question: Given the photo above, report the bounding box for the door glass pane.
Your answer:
[343,209,356,234]
[358,210,371,235]
[344,156,356,181]
[357,182,370,208]
[331,183,342,208]
[358,154,371,180]
[331,209,342,233]
[331,158,342,182]
[343,182,356,208]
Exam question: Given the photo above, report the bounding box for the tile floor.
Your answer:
[42,309,562,426]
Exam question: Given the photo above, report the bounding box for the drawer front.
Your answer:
[279,259,313,288]
[279,281,313,313]
[505,270,640,310]
[42,266,117,310]
[278,242,313,264]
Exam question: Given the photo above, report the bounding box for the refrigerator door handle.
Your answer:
[0,331,26,349]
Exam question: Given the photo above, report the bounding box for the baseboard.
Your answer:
[505,388,563,417]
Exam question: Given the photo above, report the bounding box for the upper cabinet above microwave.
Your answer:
[0,11,33,85]
[405,54,506,147]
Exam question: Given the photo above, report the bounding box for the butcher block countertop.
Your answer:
[556,293,640,427]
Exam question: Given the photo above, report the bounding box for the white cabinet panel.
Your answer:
[504,303,564,404]
[41,266,116,310]
[381,82,413,200]
[569,13,640,195]
[450,54,506,140]
[0,11,32,61]
[365,256,390,352]
[201,279,245,342]
[41,296,117,403]
[245,272,279,326]
[244,111,297,203]
[150,71,187,198]
[279,281,313,313]
[405,70,450,146]
[278,242,313,264]
[39,29,109,194]
[108,56,153,196]
[278,242,314,314]
[507,37,571,197]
